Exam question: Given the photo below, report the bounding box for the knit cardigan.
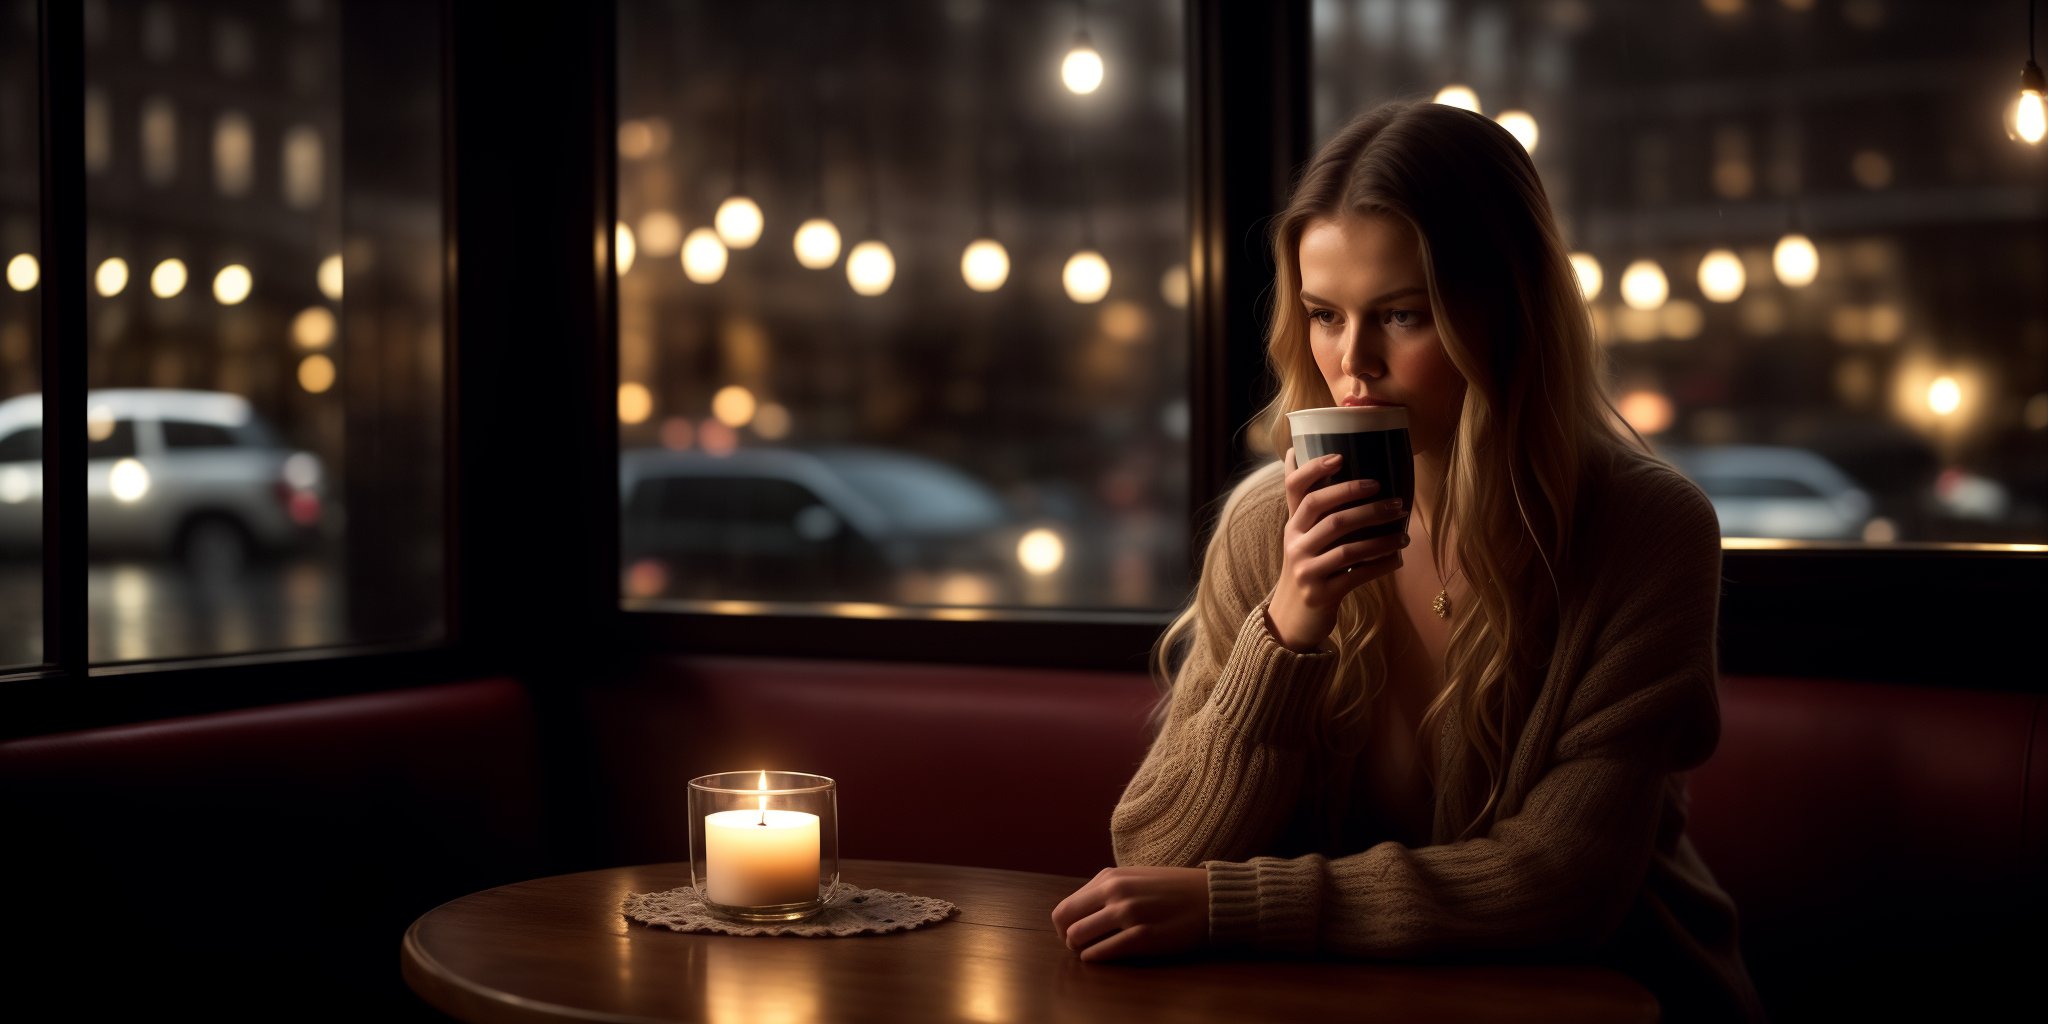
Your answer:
[1111,449,1767,1022]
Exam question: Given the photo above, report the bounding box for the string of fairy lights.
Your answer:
[614,2,1132,305]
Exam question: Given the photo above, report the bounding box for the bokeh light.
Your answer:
[1063,250,1111,304]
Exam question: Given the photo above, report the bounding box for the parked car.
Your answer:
[0,389,324,574]
[1659,444,1874,541]
[620,446,1024,603]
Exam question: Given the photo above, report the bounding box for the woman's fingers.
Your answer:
[1282,451,1343,522]
[1061,905,1124,952]
[1310,532,1409,581]
[1077,923,1155,963]
[1050,871,1108,934]
[1297,496,1406,552]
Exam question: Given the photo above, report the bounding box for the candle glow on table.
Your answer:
[704,771,821,907]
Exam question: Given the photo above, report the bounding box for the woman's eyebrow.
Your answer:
[1299,286,1426,308]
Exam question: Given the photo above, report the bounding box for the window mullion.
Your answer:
[37,0,87,678]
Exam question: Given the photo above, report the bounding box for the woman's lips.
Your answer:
[1341,396,1400,407]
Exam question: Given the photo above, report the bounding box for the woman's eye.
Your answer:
[1308,309,1339,328]
[1384,309,1424,328]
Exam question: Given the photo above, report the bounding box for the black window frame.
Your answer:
[5,0,2042,743]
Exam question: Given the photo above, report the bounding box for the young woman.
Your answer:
[1051,100,1766,1021]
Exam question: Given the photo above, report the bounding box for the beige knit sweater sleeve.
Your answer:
[1110,461,1343,867]
[1116,457,1728,960]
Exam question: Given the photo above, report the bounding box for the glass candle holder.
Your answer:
[688,771,840,922]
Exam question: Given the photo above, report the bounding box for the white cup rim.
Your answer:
[1286,405,1408,434]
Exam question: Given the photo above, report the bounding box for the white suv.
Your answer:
[0,389,324,574]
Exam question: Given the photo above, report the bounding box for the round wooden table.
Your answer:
[402,859,1660,1023]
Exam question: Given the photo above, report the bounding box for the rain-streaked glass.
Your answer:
[1312,0,2048,545]
[617,0,1191,610]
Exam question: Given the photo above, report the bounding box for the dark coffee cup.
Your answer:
[1285,406,1414,545]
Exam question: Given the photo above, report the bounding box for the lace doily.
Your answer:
[622,881,956,937]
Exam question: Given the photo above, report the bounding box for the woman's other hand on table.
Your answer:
[1050,866,1208,962]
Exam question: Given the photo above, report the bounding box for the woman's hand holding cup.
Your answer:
[1265,446,1410,653]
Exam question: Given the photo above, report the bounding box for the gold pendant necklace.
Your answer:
[1416,508,1459,619]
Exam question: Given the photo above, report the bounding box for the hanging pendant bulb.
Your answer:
[1619,259,1668,311]
[961,238,1010,292]
[714,195,763,249]
[681,227,729,284]
[2015,59,2046,144]
[1063,250,1111,304]
[1772,233,1819,288]
[793,218,842,269]
[1062,34,1104,94]
[1697,249,1746,303]
[847,240,895,296]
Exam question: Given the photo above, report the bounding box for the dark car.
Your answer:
[620,446,1024,604]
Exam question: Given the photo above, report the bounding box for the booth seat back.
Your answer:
[1685,675,2046,1018]
[583,657,1161,879]
[591,658,2046,1020]
[0,678,547,1019]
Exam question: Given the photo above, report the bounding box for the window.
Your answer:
[0,428,38,464]
[79,0,447,663]
[159,420,238,450]
[2,0,41,670]
[85,419,135,461]
[616,0,1192,614]
[1311,0,2048,546]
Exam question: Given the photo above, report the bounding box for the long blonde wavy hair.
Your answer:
[1152,100,1650,840]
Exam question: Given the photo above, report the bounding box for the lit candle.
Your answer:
[704,771,820,907]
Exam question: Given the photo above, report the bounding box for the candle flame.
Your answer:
[757,770,768,822]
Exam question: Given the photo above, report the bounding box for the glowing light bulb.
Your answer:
[297,353,336,394]
[95,257,129,297]
[1617,389,1675,435]
[212,264,252,305]
[1495,110,1538,153]
[2017,89,2046,145]
[1927,376,1961,416]
[753,402,791,440]
[1160,265,1189,309]
[846,240,895,296]
[1433,85,1480,114]
[1697,249,1746,303]
[1619,260,1668,311]
[1773,233,1819,288]
[961,238,1009,292]
[6,254,37,291]
[793,218,841,269]
[635,211,681,258]
[1569,253,1603,301]
[318,253,343,301]
[618,382,653,424]
[292,306,336,350]
[109,458,151,502]
[711,385,757,428]
[1062,41,1104,94]
[1017,528,1065,575]
[151,258,188,298]
[615,222,636,275]
[681,228,728,284]
[715,195,763,249]
[1062,250,1110,304]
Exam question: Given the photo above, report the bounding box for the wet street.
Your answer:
[0,557,345,667]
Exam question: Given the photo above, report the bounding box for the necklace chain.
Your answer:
[1414,507,1461,620]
